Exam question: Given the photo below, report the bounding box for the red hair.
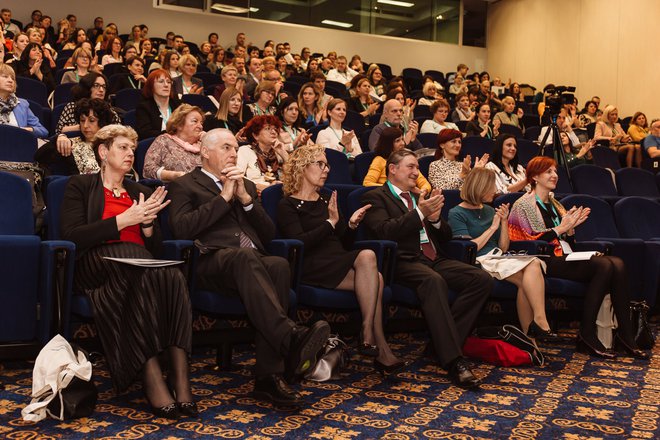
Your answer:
[244,115,282,143]
[526,156,557,187]
[142,69,172,99]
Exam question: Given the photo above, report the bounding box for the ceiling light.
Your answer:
[211,4,250,14]
[436,14,443,19]
[249,7,259,12]
[321,19,353,28]
[377,0,415,7]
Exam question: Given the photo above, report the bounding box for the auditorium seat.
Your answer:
[16,77,48,108]
[0,125,37,162]
[571,164,621,203]
[324,148,352,184]
[114,88,143,111]
[615,168,660,198]
[353,151,376,184]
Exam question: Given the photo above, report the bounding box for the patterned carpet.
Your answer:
[0,331,658,439]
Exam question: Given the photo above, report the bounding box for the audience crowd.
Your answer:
[0,6,657,420]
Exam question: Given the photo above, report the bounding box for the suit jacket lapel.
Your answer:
[192,167,222,196]
[382,184,410,215]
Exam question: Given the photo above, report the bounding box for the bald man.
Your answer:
[168,129,329,405]
[368,99,421,151]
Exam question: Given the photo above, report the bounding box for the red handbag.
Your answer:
[463,336,533,367]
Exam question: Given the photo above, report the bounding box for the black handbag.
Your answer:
[46,345,98,420]
[304,335,348,382]
[630,301,655,350]
[475,324,545,366]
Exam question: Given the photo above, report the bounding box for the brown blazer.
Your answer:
[167,167,275,252]
[361,185,452,262]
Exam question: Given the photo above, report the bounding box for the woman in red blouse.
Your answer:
[60,124,195,420]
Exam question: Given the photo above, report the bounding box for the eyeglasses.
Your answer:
[262,125,278,133]
[155,79,173,85]
[91,83,107,89]
[314,161,330,171]
[503,250,528,256]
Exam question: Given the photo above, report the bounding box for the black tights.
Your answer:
[545,255,635,349]
[142,346,193,408]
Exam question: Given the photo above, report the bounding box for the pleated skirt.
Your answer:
[74,242,192,392]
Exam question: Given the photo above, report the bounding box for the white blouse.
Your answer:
[315,126,362,157]
[485,161,529,194]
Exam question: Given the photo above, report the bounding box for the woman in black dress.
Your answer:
[60,124,196,419]
[278,145,407,374]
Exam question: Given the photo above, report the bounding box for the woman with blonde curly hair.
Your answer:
[277,145,408,375]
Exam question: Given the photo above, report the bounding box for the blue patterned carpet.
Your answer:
[1,332,659,439]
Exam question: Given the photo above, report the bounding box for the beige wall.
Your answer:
[11,1,487,77]
[487,0,660,118]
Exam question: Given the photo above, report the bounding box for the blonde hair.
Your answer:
[601,105,618,126]
[282,144,325,195]
[501,96,515,106]
[165,104,204,134]
[460,167,496,206]
[215,87,242,122]
[178,53,198,70]
[0,64,17,93]
[92,124,138,163]
[71,47,92,67]
[422,81,437,96]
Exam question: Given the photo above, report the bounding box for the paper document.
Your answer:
[103,257,184,267]
[565,251,600,261]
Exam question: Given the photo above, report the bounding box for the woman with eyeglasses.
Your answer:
[237,115,288,192]
[101,36,123,66]
[61,47,92,84]
[243,81,277,122]
[508,156,649,360]
[448,167,553,341]
[136,69,182,140]
[55,72,120,135]
[277,145,409,374]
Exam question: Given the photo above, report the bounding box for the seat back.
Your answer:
[324,148,352,184]
[0,172,35,235]
[114,88,143,111]
[0,125,38,162]
[323,183,361,218]
[51,103,68,135]
[417,132,437,149]
[418,155,434,178]
[516,138,538,166]
[103,62,126,78]
[460,136,495,161]
[560,194,620,241]
[613,197,660,240]
[193,72,221,87]
[571,164,618,196]
[347,186,378,241]
[402,68,423,79]
[123,109,137,129]
[493,192,524,208]
[441,189,462,220]
[353,151,376,184]
[555,166,573,194]
[498,124,523,138]
[615,168,660,197]
[44,176,70,240]
[182,94,217,114]
[591,146,621,170]
[260,183,284,234]
[344,110,367,136]
[523,125,541,141]
[376,63,393,79]
[53,83,75,107]
[134,137,156,179]
[16,77,48,107]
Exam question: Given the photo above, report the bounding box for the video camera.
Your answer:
[544,85,576,116]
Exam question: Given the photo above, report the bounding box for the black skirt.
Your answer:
[74,242,192,392]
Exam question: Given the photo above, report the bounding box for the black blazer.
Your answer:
[167,167,275,252]
[172,76,203,97]
[60,174,161,258]
[135,96,182,140]
[361,185,452,262]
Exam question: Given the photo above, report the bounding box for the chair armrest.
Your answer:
[40,240,76,342]
[509,240,549,255]
[439,239,477,264]
[574,240,614,255]
[138,178,164,189]
[162,239,197,290]
[268,239,304,291]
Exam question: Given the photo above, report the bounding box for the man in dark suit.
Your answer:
[361,149,492,389]
[168,128,330,404]
[244,56,262,97]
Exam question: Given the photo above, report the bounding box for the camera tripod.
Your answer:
[538,113,574,190]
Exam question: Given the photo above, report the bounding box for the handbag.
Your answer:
[22,335,98,422]
[304,335,347,382]
[630,300,655,350]
[469,324,545,366]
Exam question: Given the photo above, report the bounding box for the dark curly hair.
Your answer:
[74,98,115,127]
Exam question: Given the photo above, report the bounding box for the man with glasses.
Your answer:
[361,149,492,389]
[368,99,421,151]
[168,128,330,406]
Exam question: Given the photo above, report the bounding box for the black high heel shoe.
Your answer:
[614,334,650,360]
[148,400,179,420]
[576,334,616,359]
[374,359,411,376]
[358,335,379,357]
[167,379,199,418]
[526,321,559,342]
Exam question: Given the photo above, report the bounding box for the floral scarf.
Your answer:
[0,94,19,125]
[508,192,567,256]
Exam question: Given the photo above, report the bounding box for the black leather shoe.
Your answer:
[253,375,302,405]
[527,321,559,342]
[447,358,481,389]
[177,402,199,417]
[358,334,379,357]
[576,334,616,359]
[286,320,330,376]
[374,359,411,376]
[615,334,650,360]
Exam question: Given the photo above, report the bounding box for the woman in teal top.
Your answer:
[448,168,556,341]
